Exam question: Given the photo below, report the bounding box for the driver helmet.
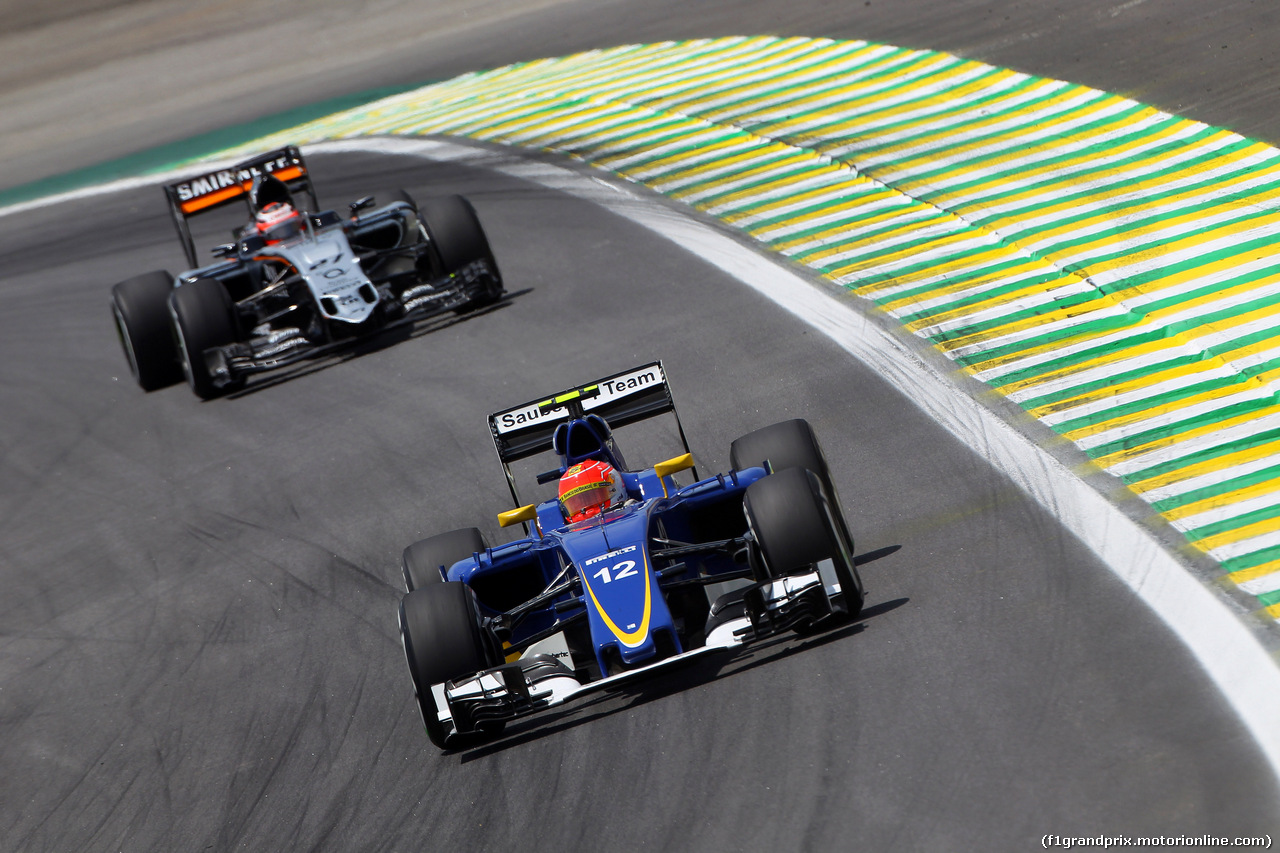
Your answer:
[255,200,298,233]
[558,459,624,522]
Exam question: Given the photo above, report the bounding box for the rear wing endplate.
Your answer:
[488,361,696,506]
[163,145,320,267]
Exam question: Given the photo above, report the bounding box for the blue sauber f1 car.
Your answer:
[397,362,865,749]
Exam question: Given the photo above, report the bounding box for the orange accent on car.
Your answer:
[179,166,305,214]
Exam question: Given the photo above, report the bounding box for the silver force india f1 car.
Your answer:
[397,362,866,749]
[110,145,503,398]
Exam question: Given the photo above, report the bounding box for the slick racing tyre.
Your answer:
[384,188,418,212]
[731,418,838,510]
[399,583,502,749]
[420,194,504,312]
[730,418,856,577]
[111,270,182,391]
[743,466,864,622]
[402,527,488,592]
[169,278,243,400]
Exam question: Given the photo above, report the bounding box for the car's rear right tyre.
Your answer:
[402,527,488,592]
[111,270,181,391]
[399,583,501,749]
[169,277,242,400]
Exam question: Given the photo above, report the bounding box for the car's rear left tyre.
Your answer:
[399,583,502,749]
[111,270,182,391]
[743,466,864,622]
[402,527,488,592]
[731,418,837,506]
[169,278,242,400]
[420,194,504,311]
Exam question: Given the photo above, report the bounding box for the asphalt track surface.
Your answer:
[3,2,1280,852]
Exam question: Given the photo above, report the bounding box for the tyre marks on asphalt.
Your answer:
[173,36,1280,621]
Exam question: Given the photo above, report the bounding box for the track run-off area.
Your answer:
[202,36,1280,627]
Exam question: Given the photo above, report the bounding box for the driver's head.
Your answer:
[250,174,299,237]
[558,459,622,522]
[250,174,293,212]
[255,201,296,231]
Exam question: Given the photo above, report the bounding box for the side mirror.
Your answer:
[498,504,538,528]
[212,242,237,259]
[349,196,375,216]
[654,453,695,498]
[654,453,694,479]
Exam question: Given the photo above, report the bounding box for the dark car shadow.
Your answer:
[454,594,910,761]
[220,288,530,399]
[855,544,900,566]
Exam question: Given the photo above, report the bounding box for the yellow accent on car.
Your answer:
[655,453,694,479]
[580,551,653,648]
[537,384,601,410]
[654,453,695,497]
[498,504,538,528]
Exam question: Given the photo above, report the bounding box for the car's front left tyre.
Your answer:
[730,418,858,601]
[111,270,182,391]
[168,278,243,400]
[743,466,865,623]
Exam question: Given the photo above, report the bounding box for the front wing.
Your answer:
[205,259,499,387]
[431,571,842,742]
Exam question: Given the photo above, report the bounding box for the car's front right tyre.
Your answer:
[111,270,182,391]
[399,582,501,749]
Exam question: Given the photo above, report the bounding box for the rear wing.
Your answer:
[163,145,320,267]
[488,361,696,505]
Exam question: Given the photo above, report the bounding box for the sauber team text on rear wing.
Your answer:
[163,145,321,266]
[488,361,698,505]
